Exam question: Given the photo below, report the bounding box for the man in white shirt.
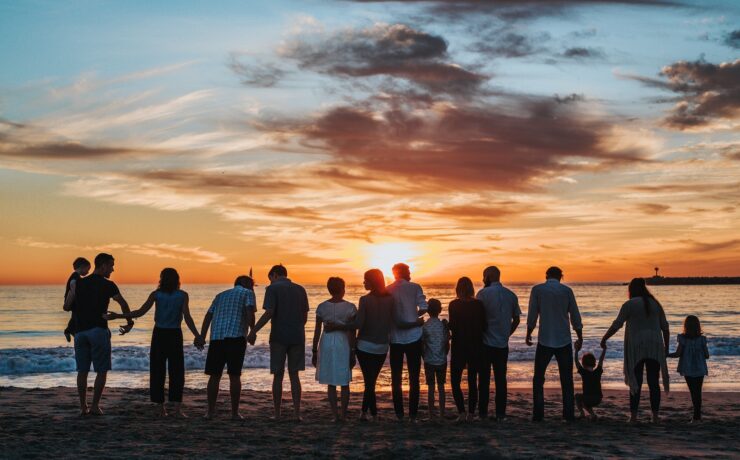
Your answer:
[476,266,520,420]
[387,263,428,421]
[526,266,583,422]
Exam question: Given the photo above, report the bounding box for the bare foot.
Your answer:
[628,414,638,424]
[455,413,467,423]
[79,406,90,417]
[157,405,168,417]
[651,414,661,424]
[204,412,215,420]
[231,413,244,421]
[173,410,188,418]
[90,406,104,416]
[360,412,369,422]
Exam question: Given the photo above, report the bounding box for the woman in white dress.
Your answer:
[311,277,357,422]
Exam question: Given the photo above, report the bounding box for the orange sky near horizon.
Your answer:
[1,1,739,285]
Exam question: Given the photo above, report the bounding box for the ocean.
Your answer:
[1,283,737,392]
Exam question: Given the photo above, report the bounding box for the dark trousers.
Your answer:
[357,349,386,416]
[479,346,509,418]
[390,340,422,418]
[451,358,479,414]
[150,327,185,403]
[629,359,661,413]
[533,343,574,421]
[685,376,704,420]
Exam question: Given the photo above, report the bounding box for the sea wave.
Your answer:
[1,336,737,375]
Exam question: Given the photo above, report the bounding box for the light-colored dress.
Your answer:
[610,297,670,394]
[316,300,357,386]
[677,334,709,377]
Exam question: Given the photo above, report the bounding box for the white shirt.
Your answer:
[527,279,582,348]
[387,279,428,344]
[476,282,521,348]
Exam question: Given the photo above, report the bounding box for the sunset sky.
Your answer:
[1,0,738,285]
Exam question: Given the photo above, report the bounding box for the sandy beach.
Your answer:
[1,387,738,459]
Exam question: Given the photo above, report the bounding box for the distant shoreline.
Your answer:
[643,276,740,286]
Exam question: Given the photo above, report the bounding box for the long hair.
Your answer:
[158,268,180,293]
[683,315,702,338]
[364,269,388,296]
[455,276,475,299]
[628,277,661,317]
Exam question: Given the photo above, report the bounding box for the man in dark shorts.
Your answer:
[198,275,256,420]
[65,253,134,416]
[248,265,309,421]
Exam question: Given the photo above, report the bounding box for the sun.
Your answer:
[364,242,420,278]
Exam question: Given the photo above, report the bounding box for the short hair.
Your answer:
[268,264,288,278]
[546,266,563,279]
[94,253,114,268]
[581,352,596,368]
[455,276,475,299]
[427,298,442,316]
[327,277,345,296]
[392,263,410,281]
[235,275,254,289]
[73,257,91,270]
[483,266,500,286]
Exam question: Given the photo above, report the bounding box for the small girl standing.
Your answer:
[668,315,709,422]
[311,277,357,422]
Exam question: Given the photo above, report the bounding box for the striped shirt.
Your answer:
[208,286,256,341]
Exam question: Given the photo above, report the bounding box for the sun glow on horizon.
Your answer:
[361,242,421,280]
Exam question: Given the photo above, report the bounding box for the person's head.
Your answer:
[455,276,475,300]
[581,352,596,369]
[546,266,563,281]
[73,257,91,276]
[327,277,345,299]
[234,275,254,290]
[683,315,702,338]
[267,264,288,282]
[363,269,388,295]
[392,263,411,281]
[93,253,115,278]
[627,277,660,316]
[483,266,501,287]
[427,298,442,317]
[158,268,180,293]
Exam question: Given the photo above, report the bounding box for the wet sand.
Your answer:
[1,387,738,458]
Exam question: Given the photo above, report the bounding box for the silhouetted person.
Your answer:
[199,275,256,420]
[66,253,134,416]
[63,257,91,342]
[355,269,394,421]
[602,278,669,423]
[311,277,356,422]
[575,346,606,420]
[526,266,583,422]
[387,263,428,422]
[448,277,485,422]
[422,298,449,420]
[668,315,709,422]
[104,268,201,417]
[248,265,309,421]
[476,265,520,420]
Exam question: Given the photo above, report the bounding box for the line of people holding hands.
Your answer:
[65,254,710,423]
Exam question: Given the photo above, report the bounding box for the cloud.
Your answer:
[562,47,605,59]
[723,30,740,49]
[228,53,285,87]
[16,238,228,264]
[280,23,486,96]
[256,94,648,191]
[628,58,740,130]
[471,30,551,58]
[634,203,671,214]
[680,238,740,253]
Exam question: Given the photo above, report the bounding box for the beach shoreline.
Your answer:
[1,387,738,458]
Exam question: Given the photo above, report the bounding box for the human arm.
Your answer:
[248,309,273,344]
[525,288,539,346]
[601,302,628,348]
[311,316,322,367]
[598,345,606,369]
[106,291,155,320]
[199,311,213,347]
[178,292,202,344]
[574,347,583,371]
[569,289,584,351]
[658,304,670,354]
[111,293,135,335]
[63,280,76,311]
[416,285,428,317]
[703,337,710,359]
[667,342,683,358]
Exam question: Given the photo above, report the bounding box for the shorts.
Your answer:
[74,327,112,372]
[424,362,447,385]
[270,342,305,374]
[205,337,247,376]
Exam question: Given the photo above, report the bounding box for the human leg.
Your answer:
[532,344,554,421]
[554,344,575,421]
[389,343,404,419]
[407,340,422,420]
